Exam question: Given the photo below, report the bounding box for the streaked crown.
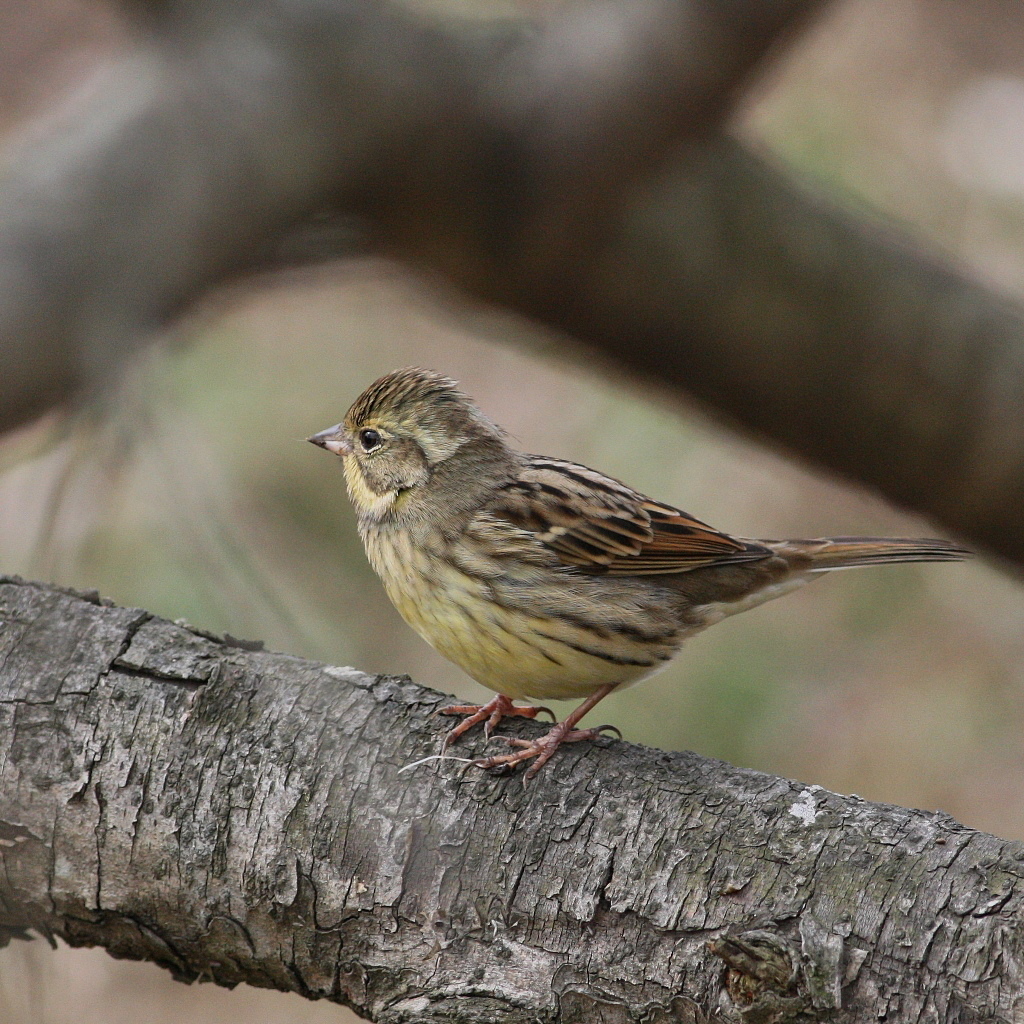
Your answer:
[346,368,464,423]
[345,367,502,461]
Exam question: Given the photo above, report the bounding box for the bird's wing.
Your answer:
[486,457,771,575]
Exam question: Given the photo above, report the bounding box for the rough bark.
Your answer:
[1,575,1021,1023]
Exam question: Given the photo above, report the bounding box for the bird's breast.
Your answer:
[360,524,690,701]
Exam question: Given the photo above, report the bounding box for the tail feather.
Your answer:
[768,536,970,571]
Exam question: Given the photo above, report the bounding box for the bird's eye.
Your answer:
[358,428,382,452]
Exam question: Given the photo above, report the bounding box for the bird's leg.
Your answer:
[472,683,620,781]
[439,693,553,748]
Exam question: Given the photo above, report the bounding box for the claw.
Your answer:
[438,683,620,781]
[475,723,617,783]
[438,694,551,748]
[484,705,503,738]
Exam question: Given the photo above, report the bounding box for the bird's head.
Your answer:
[308,367,504,523]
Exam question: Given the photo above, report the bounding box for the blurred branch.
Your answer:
[3,0,1024,571]
[0,0,468,428]
[522,138,1024,570]
[1,577,1021,1023]
[0,0,817,430]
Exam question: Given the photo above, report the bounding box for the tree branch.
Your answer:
[3,1,1023,571]
[508,137,1024,570]
[1,576,1021,1023]
[0,0,819,430]
[0,0,468,428]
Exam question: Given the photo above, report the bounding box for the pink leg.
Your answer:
[438,693,553,748]
[472,683,620,781]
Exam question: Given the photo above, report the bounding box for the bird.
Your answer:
[308,367,970,780]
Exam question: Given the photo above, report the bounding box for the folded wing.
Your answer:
[488,456,771,575]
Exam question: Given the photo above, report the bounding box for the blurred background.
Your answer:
[3,0,1024,1020]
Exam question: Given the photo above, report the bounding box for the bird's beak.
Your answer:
[307,423,353,456]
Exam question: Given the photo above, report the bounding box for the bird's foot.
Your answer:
[438,694,553,747]
[473,721,621,782]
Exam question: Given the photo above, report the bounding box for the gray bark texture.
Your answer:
[1,575,1022,1023]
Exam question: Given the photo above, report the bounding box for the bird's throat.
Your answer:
[343,457,399,523]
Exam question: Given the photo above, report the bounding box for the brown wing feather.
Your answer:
[489,457,771,575]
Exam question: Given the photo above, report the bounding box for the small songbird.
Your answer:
[309,368,969,779]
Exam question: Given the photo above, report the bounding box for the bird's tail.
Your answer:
[769,536,970,571]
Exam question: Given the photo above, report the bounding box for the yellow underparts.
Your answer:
[362,526,670,702]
